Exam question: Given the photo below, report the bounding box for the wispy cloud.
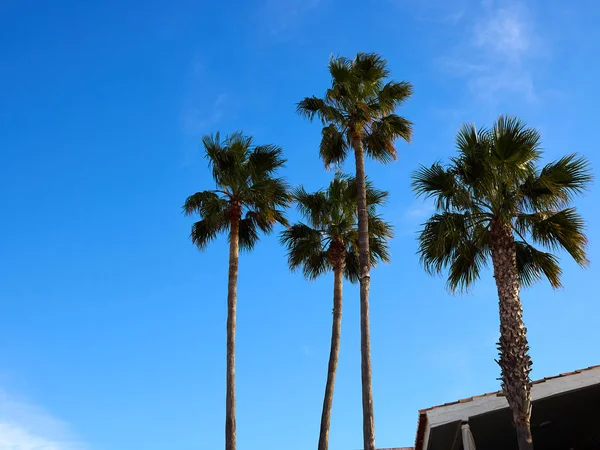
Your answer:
[183,92,229,136]
[404,200,435,222]
[439,1,548,104]
[0,390,87,450]
[260,0,322,35]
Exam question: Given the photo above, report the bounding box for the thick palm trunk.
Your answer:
[353,136,376,450]
[226,216,240,450]
[317,262,343,450]
[490,220,533,450]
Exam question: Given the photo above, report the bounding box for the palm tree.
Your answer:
[183,131,290,450]
[281,174,392,450]
[297,53,412,450]
[413,116,591,450]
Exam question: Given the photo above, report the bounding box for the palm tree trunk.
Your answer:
[318,261,344,450]
[226,216,240,450]
[490,220,533,450]
[352,135,376,450]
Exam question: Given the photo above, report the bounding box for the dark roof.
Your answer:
[414,364,600,450]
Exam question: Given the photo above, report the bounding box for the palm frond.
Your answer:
[292,187,331,229]
[520,154,593,209]
[280,224,328,279]
[371,81,413,116]
[363,114,413,163]
[447,239,488,292]
[245,177,291,218]
[515,241,562,288]
[491,115,541,171]
[183,190,223,215]
[320,124,348,168]
[191,214,229,250]
[418,212,489,288]
[296,97,343,124]
[516,208,588,266]
[452,124,491,192]
[365,182,389,208]
[247,144,286,182]
[353,52,389,86]
[412,163,473,211]
[202,132,249,188]
[328,55,353,85]
[343,249,360,283]
[238,216,260,251]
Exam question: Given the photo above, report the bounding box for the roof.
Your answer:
[414,364,600,450]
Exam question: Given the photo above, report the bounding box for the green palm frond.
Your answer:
[238,216,260,251]
[363,114,413,163]
[328,55,353,85]
[453,124,491,190]
[447,239,488,292]
[320,124,348,168]
[293,187,331,229]
[248,144,286,182]
[353,52,389,87]
[343,250,360,283]
[412,163,474,211]
[515,241,562,288]
[280,224,328,279]
[183,190,229,217]
[517,209,588,266]
[191,215,229,250]
[371,81,413,116]
[245,177,291,215]
[520,154,593,210]
[418,212,472,274]
[296,97,344,124]
[491,115,541,174]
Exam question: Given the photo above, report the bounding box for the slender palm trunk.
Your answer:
[352,135,376,450]
[490,220,533,450]
[226,215,240,450]
[317,260,344,450]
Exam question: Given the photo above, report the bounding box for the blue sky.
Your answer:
[1,0,599,449]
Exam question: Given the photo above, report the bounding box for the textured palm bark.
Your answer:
[226,212,240,450]
[352,134,376,450]
[490,220,533,450]
[317,257,344,450]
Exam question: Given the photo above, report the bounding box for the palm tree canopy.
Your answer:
[297,52,413,167]
[281,174,393,282]
[413,115,592,292]
[183,131,291,251]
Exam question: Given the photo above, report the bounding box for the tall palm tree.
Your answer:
[183,131,290,450]
[281,175,392,450]
[413,116,591,450]
[297,53,412,450]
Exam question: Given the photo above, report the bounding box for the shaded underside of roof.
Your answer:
[414,364,600,450]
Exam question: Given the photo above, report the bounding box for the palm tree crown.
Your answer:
[413,115,592,291]
[281,174,393,281]
[297,52,413,167]
[183,131,290,249]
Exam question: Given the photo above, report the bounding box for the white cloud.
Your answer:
[439,1,547,104]
[0,390,87,450]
